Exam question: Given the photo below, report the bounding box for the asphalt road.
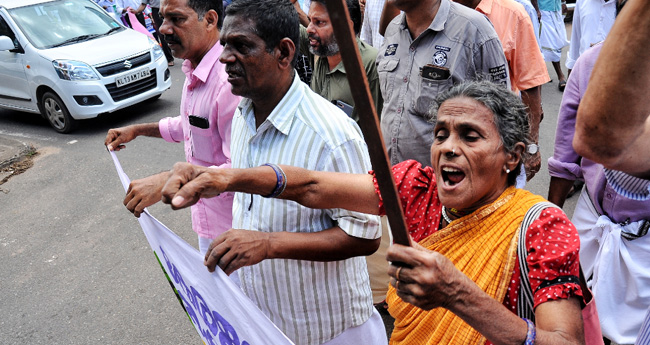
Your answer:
[0,29,578,344]
[0,59,204,344]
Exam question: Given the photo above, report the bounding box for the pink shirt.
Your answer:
[477,0,550,92]
[159,43,240,239]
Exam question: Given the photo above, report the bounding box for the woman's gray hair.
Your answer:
[431,80,530,185]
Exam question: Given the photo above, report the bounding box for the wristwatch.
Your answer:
[527,143,539,154]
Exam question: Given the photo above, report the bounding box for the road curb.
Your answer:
[0,135,34,170]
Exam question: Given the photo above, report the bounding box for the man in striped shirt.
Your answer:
[163,0,387,344]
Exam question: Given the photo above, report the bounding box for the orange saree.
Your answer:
[387,187,546,345]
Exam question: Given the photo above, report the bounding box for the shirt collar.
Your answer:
[476,0,494,15]
[604,169,650,201]
[400,0,451,33]
[181,43,224,84]
[429,0,452,32]
[239,73,303,136]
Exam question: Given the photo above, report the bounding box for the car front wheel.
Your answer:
[41,91,77,133]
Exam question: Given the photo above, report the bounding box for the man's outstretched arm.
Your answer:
[160,162,380,215]
[104,123,161,151]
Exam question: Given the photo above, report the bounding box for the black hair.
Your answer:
[311,0,361,35]
[187,0,224,29]
[225,0,299,66]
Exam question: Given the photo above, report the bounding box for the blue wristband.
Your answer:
[523,318,536,345]
[261,163,286,198]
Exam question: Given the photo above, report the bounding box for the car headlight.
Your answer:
[150,37,164,61]
[52,60,99,81]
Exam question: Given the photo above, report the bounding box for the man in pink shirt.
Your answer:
[455,0,550,181]
[105,0,240,257]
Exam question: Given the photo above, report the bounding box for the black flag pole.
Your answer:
[324,0,410,246]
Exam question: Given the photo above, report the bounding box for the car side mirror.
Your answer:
[0,35,23,53]
[0,35,14,50]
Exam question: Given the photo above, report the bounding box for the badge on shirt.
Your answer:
[432,45,451,67]
[432,51,448,66]
[489,64,508,82]
[385,44,398,56]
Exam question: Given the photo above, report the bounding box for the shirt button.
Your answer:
[606,193,612,198]
[403,77,408,82]
[397,108,402,113]
[392,138,396,143]
[410,47,415,52]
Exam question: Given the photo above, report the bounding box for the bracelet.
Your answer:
[261,163,286,198]
[522,318,536,345]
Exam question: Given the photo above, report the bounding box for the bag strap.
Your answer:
[516,201,557,322]
[517,202,594,320]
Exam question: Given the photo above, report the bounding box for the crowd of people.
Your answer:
[104,0,649,344]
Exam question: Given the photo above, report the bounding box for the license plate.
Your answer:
[115,68,151,87]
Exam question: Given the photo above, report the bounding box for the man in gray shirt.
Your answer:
[377,0,510,167]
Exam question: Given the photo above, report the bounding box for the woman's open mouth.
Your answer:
[441,167,466,187]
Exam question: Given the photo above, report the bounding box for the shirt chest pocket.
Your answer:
[413,76,453,118]
[190,126,216,164]
[377,59,399,102]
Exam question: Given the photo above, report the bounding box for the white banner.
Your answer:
[110,151,294,345]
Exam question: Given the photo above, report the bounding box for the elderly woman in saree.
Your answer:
[158,80,585,345]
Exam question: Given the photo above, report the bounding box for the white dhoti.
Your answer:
[321,308,388,345]
[572,188,650,344]
[539,10,569,62]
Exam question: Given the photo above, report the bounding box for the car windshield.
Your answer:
[8,0,123,49]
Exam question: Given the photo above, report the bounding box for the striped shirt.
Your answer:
[360,0,388,48]
[231,73,381,345]
[604,169,650,201]
[638,307,650,345]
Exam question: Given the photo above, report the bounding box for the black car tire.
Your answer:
[41,91,77,133]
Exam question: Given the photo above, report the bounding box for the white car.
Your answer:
[0,0,171,133]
